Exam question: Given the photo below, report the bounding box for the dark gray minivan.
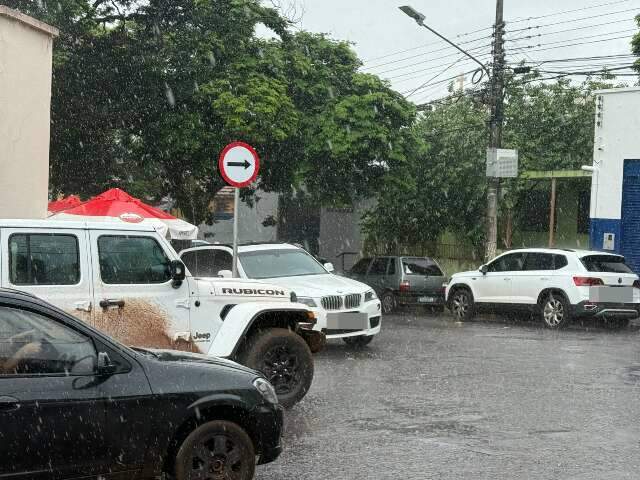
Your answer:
[347,256,447,313]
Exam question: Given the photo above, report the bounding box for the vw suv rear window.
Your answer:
[581,255,634,273]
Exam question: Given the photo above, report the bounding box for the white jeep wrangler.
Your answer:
[0,219,319,407]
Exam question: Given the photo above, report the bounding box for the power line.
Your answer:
[399,68,480,95]
[537,65,639,75]
[405,55,469,98]
[506,0,632,24]
[376,45,492,77]
[362,28,494,64]
[505,17,637,42]
[362,34,493,71]
[507,53,638,65]
[506,7,639,34]
[507,28,638,51]
[507,34,635,56]
[385,53,493,82]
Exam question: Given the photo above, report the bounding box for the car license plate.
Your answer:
[326,312,369,330]
[418,296,435,303]
[589,286,633,303]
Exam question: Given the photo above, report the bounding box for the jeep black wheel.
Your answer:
[238,328,313,409]
[175,420,255,480]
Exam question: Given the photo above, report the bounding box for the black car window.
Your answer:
[350,258,371,275]
[369,258,389,275]
[9,234,80,285]
[387,258,396,275]
[553,255,568,269]
[182,249,232,277]
[523,253,554,271]
[402,257,443,276]
[488,252,525,272]
[581,255,633,273]
[0,307,96,376]
[98,235,172,284]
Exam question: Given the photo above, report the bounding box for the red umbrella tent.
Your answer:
[48,195,82,213]
[49,188,198,240]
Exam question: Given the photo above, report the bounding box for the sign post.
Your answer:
[218,142,260,278]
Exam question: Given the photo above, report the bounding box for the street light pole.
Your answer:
[399,2,505,262]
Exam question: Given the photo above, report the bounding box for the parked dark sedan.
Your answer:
[0,289,282,480]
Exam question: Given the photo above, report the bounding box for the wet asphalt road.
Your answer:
[258,312,640,480]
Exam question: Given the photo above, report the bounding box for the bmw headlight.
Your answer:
[253,378,279,405]
[364,290,378,302]
[296,296,318,307]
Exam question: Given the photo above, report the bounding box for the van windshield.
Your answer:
[239,249,327,279]
[581,255,634,273]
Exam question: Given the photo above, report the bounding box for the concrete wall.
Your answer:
[0,7,58,218]
[589,88,640,251]
[198,190,278,244]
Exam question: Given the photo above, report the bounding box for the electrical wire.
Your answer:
[507,53,638,65]
[362,34,493,71]
[505,18,637,42]
[507,34,635,55]
[506,7,639,34]
[386,53,493,83]
[507,28,638,52]
[399,68,481,95]
[404,55,469,99]
[506,0,633,25]
[372,43,492,76]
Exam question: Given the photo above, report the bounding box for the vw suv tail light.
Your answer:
[573,276,604,286]
[399,280,410,292]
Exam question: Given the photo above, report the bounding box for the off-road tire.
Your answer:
[175,420,255,480]
[238,328,313,409]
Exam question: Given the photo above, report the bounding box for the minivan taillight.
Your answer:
[399,280,410,292]
[573,276,604,286]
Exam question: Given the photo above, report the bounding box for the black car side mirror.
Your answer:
[97,352,117,376]
[170,260,186,288]
[480,264,488,275]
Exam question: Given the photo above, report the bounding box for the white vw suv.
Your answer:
[445,248,640,329]
[180,243,382,346]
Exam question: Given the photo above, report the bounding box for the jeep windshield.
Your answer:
[239,249,327,279]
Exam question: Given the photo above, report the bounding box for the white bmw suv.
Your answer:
[180,243,382,346]
[445,248,640,329]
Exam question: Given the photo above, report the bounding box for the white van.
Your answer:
[0,219,318,407]
[180,243,382,347]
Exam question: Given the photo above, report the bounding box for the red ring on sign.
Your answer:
[218,141,260,188]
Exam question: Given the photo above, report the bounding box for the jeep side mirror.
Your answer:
[218,269,232,278]
[97,352,117,376]
[170,260,186,288]
[480,264,488,275]
[324,262,335,273]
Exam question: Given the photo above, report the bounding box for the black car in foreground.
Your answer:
[0,289,283,480]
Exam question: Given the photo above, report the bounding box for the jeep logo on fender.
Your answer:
[221,288,286,296]
[193,332,211,341]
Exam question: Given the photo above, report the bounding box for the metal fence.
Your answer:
[365,242,480,262]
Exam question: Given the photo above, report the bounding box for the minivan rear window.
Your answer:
[402,258,443,276]
[581,255,634,273]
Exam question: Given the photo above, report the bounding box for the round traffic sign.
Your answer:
[218,142,260,188]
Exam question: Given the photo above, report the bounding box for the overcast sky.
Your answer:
[285,0,640,104]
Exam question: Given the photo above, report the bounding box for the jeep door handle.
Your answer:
[0,396,20,413]
[99,299,125,309]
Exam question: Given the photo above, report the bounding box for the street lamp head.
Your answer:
[399,5,425,25]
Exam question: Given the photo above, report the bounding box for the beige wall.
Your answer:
[0,7,58,218]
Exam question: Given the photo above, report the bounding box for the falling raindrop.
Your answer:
[208,52,216,66]
[345,124,351,134]
[257,48,264,58]
[373,105,378,114]
[193,80,199,92]
[326,139,333,151]
[327,86,335,99]
[165,82,176,107]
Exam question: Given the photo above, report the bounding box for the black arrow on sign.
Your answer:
[228,160,251,169]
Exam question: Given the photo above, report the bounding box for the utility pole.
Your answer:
[485,0,505,262]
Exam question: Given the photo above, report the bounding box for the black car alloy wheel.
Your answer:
[262,345,300,396]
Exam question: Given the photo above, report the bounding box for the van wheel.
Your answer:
[450,288,475,321]
[175,420,255,480]
[238,328,313,409]
[541,292,571,329]
[342,335,374,347]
